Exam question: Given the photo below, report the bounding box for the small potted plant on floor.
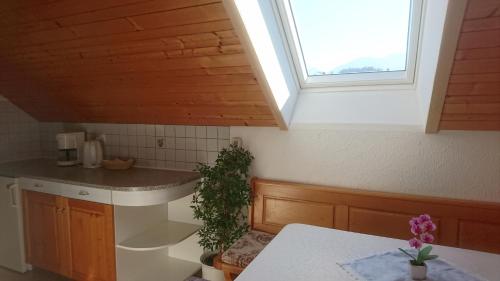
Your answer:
[399,214,438,280]
[191,143,254,281]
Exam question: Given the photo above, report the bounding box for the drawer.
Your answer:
[59,184,112,204]
[19,178,61,196]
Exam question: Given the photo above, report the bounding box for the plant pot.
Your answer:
[409,261,427,280]
[200,253,225,281]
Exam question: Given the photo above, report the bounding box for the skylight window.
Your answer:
[275,0,423,88]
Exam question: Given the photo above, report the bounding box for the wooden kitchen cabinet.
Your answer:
[23,191,116,281]
[22,191,71,277]
[68,199,116,281]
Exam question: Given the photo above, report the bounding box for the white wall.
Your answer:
[231,126,500,203]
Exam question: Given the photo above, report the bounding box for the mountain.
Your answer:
[308,53,407,76]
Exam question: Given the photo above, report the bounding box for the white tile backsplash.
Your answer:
[127,124,137,135]
[175,138,186,150]
[0,94,231,170]
[196,138,207,151]
[175,125,186,137]
[207,126,218,139]
[186,138,196,150]
[155,125,164,136]
[165,125,175,137]
[185,126,196,138]
[146,125,155,136]
[207,139,218,152]
[35,119,230,170]
[196,126,206,138]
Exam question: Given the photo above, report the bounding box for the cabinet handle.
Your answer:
[34,183,43,188]
[78,190,90,196]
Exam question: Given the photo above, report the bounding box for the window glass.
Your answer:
[288,0,412,77]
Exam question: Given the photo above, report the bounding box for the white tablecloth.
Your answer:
[235,224,500,281]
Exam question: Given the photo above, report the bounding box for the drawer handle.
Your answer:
[34,183,43,188]
[78,190,90,196]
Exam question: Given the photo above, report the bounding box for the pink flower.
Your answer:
[409,238,423,249]
[422,221,437,232]
[411,223,424,235]
[417,214,431,224]
[421,233,434,243]
[409,217,419,226]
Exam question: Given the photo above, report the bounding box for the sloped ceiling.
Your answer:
[439,0,500,131]
[0,0,278,126]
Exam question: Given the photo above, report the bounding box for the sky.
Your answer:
[288,0,411,75]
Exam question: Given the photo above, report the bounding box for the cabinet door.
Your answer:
[22,191,64,274]
[68,199,116,281]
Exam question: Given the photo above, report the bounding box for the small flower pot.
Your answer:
[200,252,225,281]
[409,262,427,280]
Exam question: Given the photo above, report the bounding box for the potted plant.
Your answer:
[399,214,438,280]
[191,143,254,281]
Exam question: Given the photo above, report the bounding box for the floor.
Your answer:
[0,267,70,281]
[0,267,205,281]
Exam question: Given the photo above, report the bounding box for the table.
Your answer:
[235,224,500,281]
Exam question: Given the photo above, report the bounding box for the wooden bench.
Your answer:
[216,178,500,281]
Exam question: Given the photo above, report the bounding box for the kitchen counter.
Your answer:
[0,159,200,192]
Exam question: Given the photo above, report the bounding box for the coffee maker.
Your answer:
[56,132,85,166]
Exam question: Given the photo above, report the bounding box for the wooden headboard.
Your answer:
[250,178,500,254]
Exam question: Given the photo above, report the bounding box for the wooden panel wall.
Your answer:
[251,178,500,254]
[0,0,277,126]
[440,0,500,131]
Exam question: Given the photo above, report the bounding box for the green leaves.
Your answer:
[411,246,437,265]
[191,144,254,253]
[400,245,438,266]
[398,248,416,260]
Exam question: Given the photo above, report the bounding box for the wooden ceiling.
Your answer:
[439,0,500,131]
[0,0,278,126]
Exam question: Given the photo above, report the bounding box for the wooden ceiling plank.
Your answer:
[464,0,500,20]
[0,19,234,54]
[447,82,500,96]
[130,3,227,30]
[440,120,500,131]
[19,53,249,74]
[0,0,60,14]
[450,73,500,83]
[56,0,220,27]
[442,113,500,121]
[45,73,258,86]
[70,18,137,38]
[462,16,500,32]
[0,20,60,38]
[443,103,500,114]
[0,0,145,26]
[445,95,500,104]
[455,47,500,60]
[0,66,253,82]
[452,58,500,74]
[458,29,500,49]
[72,105,273,116]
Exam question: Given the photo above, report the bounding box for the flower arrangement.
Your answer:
[399,214,438,266]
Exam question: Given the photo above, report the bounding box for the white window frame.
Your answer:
[273,0,424,89]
